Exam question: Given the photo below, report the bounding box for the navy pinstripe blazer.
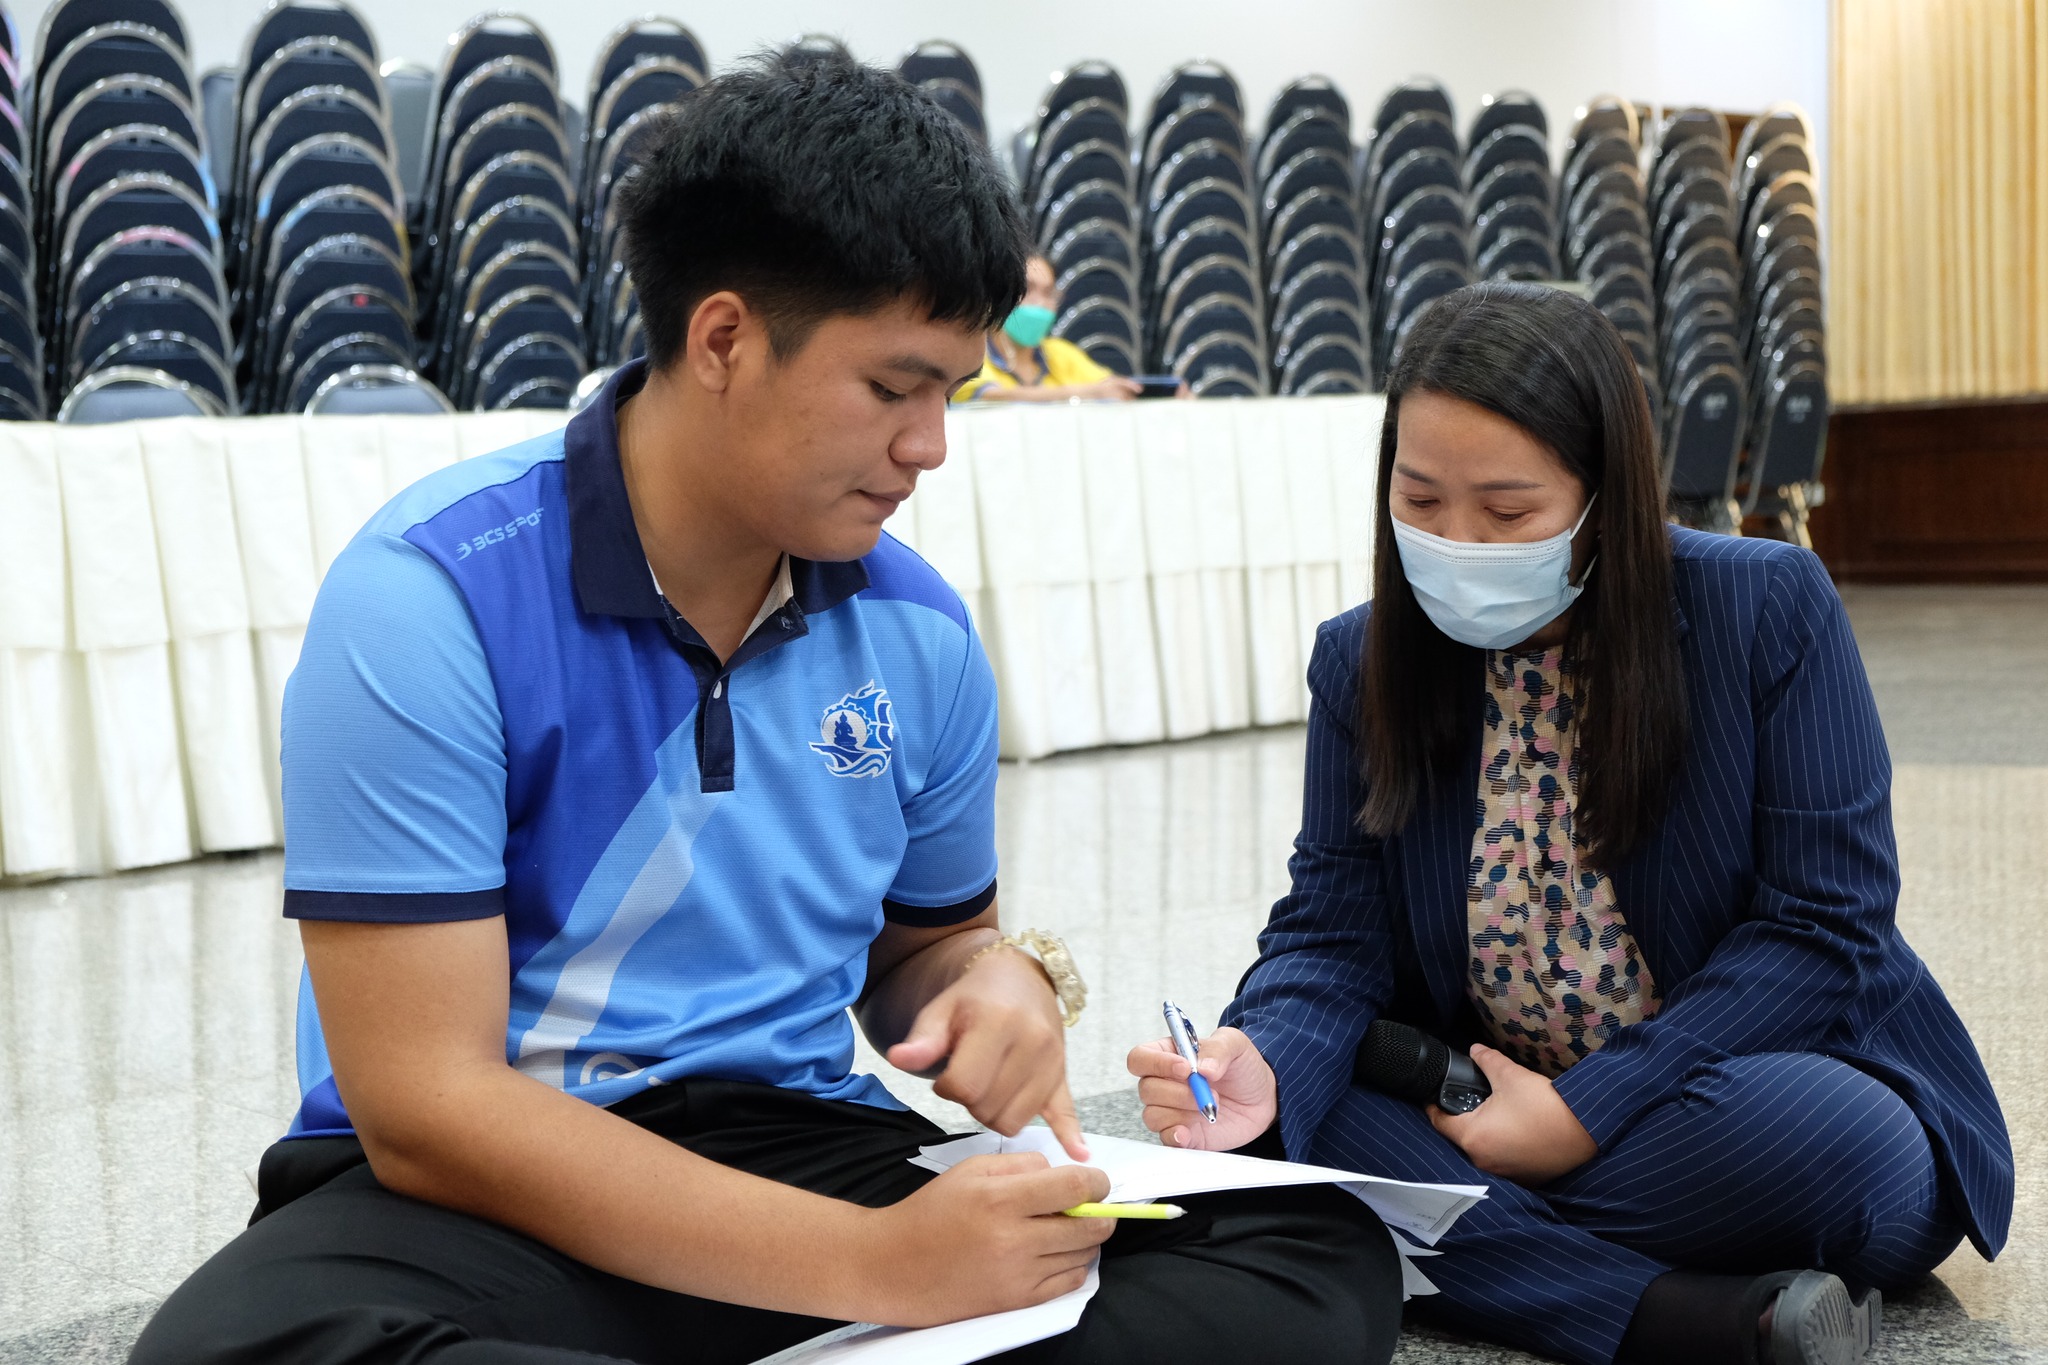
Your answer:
[1222,527,2014,1258]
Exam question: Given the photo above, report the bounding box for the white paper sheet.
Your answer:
[750,1264,1098,1365]
[756,1128,1487,1365]
[909,1128,1485,1248]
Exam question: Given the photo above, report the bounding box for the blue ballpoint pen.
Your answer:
[1163,1000,1220,1123]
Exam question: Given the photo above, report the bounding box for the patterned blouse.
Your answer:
[1465,647,1661,1076]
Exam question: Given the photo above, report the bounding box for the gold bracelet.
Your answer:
[962,930,1087,1027]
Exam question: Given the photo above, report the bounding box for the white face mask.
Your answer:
[1391,494,1598,650]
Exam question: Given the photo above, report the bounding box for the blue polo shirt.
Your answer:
[280,360,999,1139]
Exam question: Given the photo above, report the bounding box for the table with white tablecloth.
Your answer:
[0,396,1384,877]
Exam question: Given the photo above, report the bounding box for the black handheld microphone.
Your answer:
[1353,1020,1492,1114]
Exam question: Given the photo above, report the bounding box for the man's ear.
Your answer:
[683,291,756,394]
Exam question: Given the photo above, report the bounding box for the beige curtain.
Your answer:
[1832,0,2048,403]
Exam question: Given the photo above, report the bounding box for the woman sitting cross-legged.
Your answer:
[1129,281,2012,1365]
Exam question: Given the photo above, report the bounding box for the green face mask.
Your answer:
[1002,304,1057,348]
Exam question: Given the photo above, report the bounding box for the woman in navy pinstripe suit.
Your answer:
[1130,283,2012,1365]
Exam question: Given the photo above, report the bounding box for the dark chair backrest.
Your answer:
[1469,90,1545,147]
[1030,96,1128,196]
[50,123,211,246]
[1159,252,1255,323]
[1146,136,1244,215]
[1473,194,1554,258]
[1269,221,1363,305]
[1267,186,1360,262]
[475,331,585,411]
[1370,78,1453,141]
[67,275,229,385]
[1047,214,1136,273]
[1256,106,1350,187]
[37,23,192,141]
[1564,95,1638,162]
[1733,103,1811,171]
[58,364,218,421]
[1037,61,1127,132]
[1040,179,1134,250]
[1736,135,1814,220]
[1148,176,1252,253]
[280,331,410,409]
[36,0,187,74]
[1265,76,1349,147]
[1280,334,1367,393]
[1366,146,1460,232]
[1052,294,1139,352]
[1362,109,1457,195]
[588,17,704,114]
[1151,214,1252,293]
[1262,147,1353,236]
[1145,60,1242,149]
[85,327,234,407]
[1034,139,1133,225]
[235,35,380,183]
[1057,253,1136,307]
[1462,124,1547,193]
[256,230,411,375]
[897,39,979,99]
[1275,258,1365,321]
[65,222,219,321]
[1141,98,1242,186]
[1748,355,1827,491]
[240,0,377,83]
[1662,359,1745,503]
[45,74,199,185]
[1379,222,1468,300]
[304,361,452,414]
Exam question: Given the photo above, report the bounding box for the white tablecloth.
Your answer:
[0,397,1383,877]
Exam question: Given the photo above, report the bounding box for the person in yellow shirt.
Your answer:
[957,253,1143,402]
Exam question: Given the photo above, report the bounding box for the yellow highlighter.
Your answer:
[1062,1202,1184,1219]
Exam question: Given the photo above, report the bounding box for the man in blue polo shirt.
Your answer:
[132,49,1401,1365]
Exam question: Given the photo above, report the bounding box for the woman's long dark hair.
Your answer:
[1360,282,1687,868]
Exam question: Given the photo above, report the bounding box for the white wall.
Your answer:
[11,0,1828,191]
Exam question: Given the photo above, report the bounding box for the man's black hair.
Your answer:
[616,46,1031,367]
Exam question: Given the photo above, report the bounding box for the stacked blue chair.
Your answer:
[1359,79,1467,387]
[0,1,33,416]
[1733,104,1826,544]
[225,0,431,413]
[1140,60,1263,396]
[1644,105,1746,533]
[1555,97,1660,418]
[579,16,704,375]
[415,11,584,410]
[1257,76,1362,394]
[898,39,984,145]
[1019,60,1139,377]
[1464,90,1556,287]
[38,0,228,419]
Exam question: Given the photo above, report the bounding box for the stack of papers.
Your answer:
[752,1128,1486,1365]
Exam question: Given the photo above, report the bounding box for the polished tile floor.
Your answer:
[2,584,2044,1363]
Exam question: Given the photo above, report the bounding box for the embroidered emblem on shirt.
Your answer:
[811,683,895,778]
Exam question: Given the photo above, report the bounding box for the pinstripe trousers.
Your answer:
[1309,1051,1965,1365]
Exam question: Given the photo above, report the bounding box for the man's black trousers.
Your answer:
[129,1079,1402,1364]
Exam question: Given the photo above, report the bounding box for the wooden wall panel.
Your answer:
[1808,398,2048,581]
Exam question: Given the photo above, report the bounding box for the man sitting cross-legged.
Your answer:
[130,49,1403,1365]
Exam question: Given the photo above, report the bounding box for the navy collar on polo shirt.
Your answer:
[564,358,873,628]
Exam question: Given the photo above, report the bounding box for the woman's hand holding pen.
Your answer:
[1127,1026,1277,1152]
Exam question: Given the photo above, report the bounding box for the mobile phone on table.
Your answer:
[1132,375,1182,399]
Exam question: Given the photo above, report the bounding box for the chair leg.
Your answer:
[1777,483,1814,550]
